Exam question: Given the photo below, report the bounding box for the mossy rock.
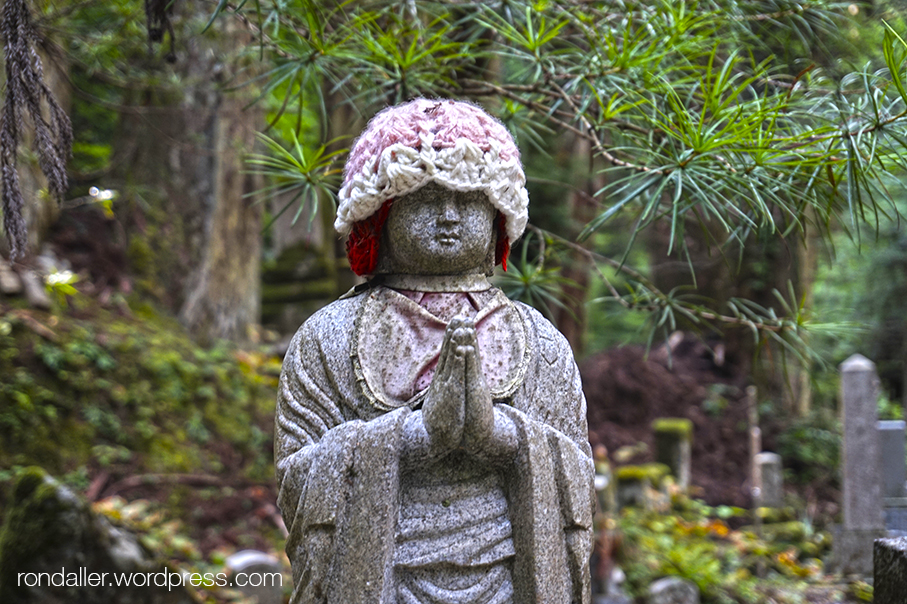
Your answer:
[652,417,694,441]
[0,467,196,604]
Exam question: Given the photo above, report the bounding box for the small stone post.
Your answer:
[754,452,784,508]
[746,386,761,497]
[874,537,907,604]
[833,354,886,574]
[653,418,693,490]
[593,445,616,515]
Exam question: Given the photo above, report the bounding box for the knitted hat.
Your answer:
[337,99,529,275]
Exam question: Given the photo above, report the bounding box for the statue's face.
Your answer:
[380,181,496,275]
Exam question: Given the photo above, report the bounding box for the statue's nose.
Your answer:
[438,197,460,224]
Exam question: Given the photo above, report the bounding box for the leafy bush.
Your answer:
[617,495,829,604]
[776,411,841,486]
[0,301,280,481]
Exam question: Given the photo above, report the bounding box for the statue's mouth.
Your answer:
[437,232,460,245]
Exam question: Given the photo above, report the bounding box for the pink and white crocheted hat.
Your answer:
[335,98,529,244]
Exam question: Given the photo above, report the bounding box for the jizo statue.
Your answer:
[275,99,594,604]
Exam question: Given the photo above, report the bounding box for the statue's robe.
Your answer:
[275,285,594,604]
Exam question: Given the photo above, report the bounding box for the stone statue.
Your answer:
[275,99,594,604]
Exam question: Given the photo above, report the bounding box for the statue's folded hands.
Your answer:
[408,316,518,465]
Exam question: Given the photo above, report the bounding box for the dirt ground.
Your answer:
[581,333,758,508]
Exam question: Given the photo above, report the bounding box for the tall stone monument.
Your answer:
[833,353,886,574]
[274,100,594,604]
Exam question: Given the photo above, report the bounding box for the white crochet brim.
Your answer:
[335,138,528,243]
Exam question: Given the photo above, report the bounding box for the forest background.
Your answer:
[2,0,907,602]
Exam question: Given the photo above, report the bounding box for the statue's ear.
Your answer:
[494,212,509,272]
[347,199,394,276]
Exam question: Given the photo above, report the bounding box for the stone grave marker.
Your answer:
[754,452,783,508]
[19,268,50,309]
[647,576,700,604]
[832,353,886,574]
[880,420,906,499]
[653,418,693,491]
[879,420,907,533]
[225,550,285,604]
[616,463,670,509]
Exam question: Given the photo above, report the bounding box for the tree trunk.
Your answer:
[552,135,601,355]
[114,8,262,343]
[178,91,262,343]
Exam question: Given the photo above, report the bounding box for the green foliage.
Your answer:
[247,131,344,230]
[0,303,280,481]
[618,496,830,603]
[776,410,841,485]
[95,497,203,562]
[43,269,80,309]
[201,0,907,359]
[878,392,904,420]
[809,191,907,410]
[849,579,874,602]
[90,494,288,602]
[43,0,183,80]
[494,230,579,320]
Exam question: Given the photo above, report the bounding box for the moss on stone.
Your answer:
[616,462,671,483]
[652,417,694,440]
[0,468,87,603]
[0,467,199,604]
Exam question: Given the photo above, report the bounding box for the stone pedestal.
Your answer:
[616,464,669,509]
[653,418,693,491]
[874,537,907,603]
[833,527,887,575]
[754,452,783,508]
